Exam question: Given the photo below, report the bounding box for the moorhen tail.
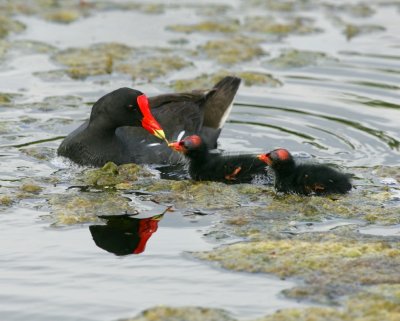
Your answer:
[58,76,241,167]
[169,135,267,183]
[258,148,352,195]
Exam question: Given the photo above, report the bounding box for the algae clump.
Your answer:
[199,37,265,65]
[20,183,43,194]
[244,16,320,36]
[120,306,235,321]
[0,15,25,39]
[167,19,240,34]
[83,162,154,187]
[115,55,192,81]
[44,9,80,23]
[53,43,133,79]
[172,71,281,91]
[266,49,337,68]
[0,195,13,206]
[49,192,138,226]
[344,24,386,40]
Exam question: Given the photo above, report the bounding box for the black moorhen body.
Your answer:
[169,135,267,183]
[58,76,241,166]
[258,148,352,195]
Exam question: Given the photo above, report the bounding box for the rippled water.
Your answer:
[1,1,400,320]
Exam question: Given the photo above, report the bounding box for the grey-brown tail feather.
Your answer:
[202,76,241,129]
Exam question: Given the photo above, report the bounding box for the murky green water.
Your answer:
[0,1,399,321]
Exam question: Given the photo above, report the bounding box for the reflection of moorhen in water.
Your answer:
[89,214,164,255]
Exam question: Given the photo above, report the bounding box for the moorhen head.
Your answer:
[258,148,352,195]
[89,88,165,139]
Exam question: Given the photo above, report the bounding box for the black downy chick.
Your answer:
[258,148,352,195]
[169,135,267,183]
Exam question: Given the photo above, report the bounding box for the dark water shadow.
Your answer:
[89,210,168,256]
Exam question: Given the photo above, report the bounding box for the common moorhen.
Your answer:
[58,76,241,166]
[169,135,267,183]
[258,148,352,195]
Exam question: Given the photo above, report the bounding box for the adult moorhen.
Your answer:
[258,148,352,195]
[58,76,241,166]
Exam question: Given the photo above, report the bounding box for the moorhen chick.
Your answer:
[58,76,241,166]
[258,148,352,195]
[169,135,267,183]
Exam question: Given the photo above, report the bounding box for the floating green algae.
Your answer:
[48,191,137,226]
[52,43,191,81]
[12,40,57,54]
[137,180,244,210]
[120,306,235,321]
[20,183,43,194]
[245,0,316,12]
[195,235,400,304]
[324,3,375,18]
[21,147,56,161]
[118,284,400,321]
[244,16,320,36]
[238,71,282,87]
[167,19,240,34]
[0,93,14,105]
[171,71,281,91]
[115,55,192,82]
[199,37,265,65]
[0,195,13,206]
[266,49,337,68]
[82,162,155,188]
[0,15,25,39]
[53,43,134,79]
[196,238,399,276]
[43,9,80,23]
[259,284,400,321]
[343,23,386,40]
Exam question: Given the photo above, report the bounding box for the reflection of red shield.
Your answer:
[133,218,160,254]
[89,214,163,256]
